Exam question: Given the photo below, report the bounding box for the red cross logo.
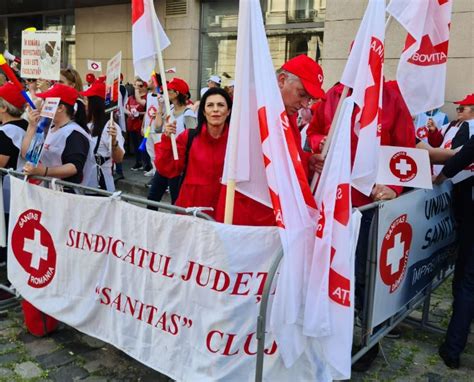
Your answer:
[11,209,57,288]
[379,214,412,293]
[147,105,157,119]
[416,126,429,139]
[389,151,418,182]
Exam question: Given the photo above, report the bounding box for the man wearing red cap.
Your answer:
[22,83,97,189]
[0,82,27,290]
[216,54,326,226]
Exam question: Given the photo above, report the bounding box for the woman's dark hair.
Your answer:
[197,87,232,132]
[87,96,107,137]
[176,92,188,106]
[61,100,88,132]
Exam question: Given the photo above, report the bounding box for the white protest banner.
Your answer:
[105,51,122,112]
[371,183,455,329]
[87,59,102,72]
[8,177,331,381]
[39,97,60,119]
[0,178,5,248]
[21,30,61,81]
[376,145,432,189]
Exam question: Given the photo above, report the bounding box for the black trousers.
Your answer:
[147,171,181,210]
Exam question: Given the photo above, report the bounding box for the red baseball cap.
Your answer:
[453,93,474,105]
[85,73,96,84]
[0,82,26,109]
[36,83,79,106]
[281,55,325,100]
[80,80,106,99]
[168,78,189,95]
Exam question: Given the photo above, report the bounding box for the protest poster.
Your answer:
[87,59,102,72]
[105,51,121,112]
[21,30,61,81]
[39,98,60,119]
[376,145,433,189]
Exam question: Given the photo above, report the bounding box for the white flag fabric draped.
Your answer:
[387,0,453,115]
[222,0,320,368]
[340,0,386,196]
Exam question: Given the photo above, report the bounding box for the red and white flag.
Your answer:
[131,0,170,81]
[340,0,385,196]
[376,146,433,189]
[387,0,453,115]
[222,0,318,366]
[304,97,361,380]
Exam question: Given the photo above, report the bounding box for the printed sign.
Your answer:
[8,177,330,381]
[21,30,61,81]
[39,97,60,119]
[371,183,456,329]
[105,51,121,112]
[87,60,102,72]
[376,145,432,189]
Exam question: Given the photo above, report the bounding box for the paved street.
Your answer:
[0,159,472,381]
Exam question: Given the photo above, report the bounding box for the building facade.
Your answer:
[0,0,472,115]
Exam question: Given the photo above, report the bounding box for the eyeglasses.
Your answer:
[456,106,473,112]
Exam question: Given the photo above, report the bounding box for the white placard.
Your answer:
[376,145,433,189]
[39,97,60,119]
[21,30,61,81]
[87,60,102,72]
[105,52,122,112]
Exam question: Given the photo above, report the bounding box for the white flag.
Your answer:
[387,0,453,115]
[132,0,170,81]
[222,0,319,367]
[87,60,102,72]
[341,0,386,196]
[304,97,360,380]
[376,146,433,189]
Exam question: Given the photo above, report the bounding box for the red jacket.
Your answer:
[307,81,416,207]
[155,124,228,219]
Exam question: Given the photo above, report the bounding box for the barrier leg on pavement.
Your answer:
[255,250,283,382]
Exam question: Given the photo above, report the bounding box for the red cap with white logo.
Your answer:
[282,55,325,100]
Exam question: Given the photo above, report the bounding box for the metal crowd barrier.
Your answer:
[254,194,455,381]
[0,167,214,312]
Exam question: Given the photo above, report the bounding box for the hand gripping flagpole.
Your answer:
[310,14,393,195]
[150,1,178,160]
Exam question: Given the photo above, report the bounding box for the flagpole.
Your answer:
[150,0,178,160]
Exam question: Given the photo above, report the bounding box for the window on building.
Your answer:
[200,0,325,90]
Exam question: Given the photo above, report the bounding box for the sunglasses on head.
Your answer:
[456,106,471,112]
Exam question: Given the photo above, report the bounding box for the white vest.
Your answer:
[41,122,98,189]
[1,122,26,212]
[89,121,124,192]
[432,121,462,175]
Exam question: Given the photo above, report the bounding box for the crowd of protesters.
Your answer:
[0,54,472,373]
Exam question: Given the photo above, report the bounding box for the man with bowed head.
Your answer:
[216,54,326,225]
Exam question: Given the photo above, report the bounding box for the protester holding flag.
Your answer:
[22,84,96,189]
[0,82,27,285]
[80,79,124,191]
[148,77,196,207]
[414,108,449,143]
[125,78,150,172]
[155,87,231,218]
[216,54,326,226]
